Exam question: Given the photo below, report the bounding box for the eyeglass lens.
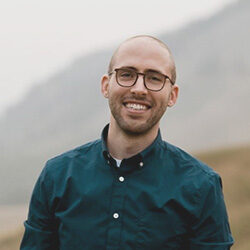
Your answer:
[116,68,165,91]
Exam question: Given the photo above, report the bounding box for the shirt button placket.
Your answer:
[113,213,119,219]
[106,172,127,250]
[119,176,124,182]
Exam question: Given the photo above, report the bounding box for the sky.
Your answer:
[0,0,236,117]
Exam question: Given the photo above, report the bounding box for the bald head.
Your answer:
[108,35,176,84]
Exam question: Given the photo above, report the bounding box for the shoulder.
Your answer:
[43,139,102,176]
[162,140,218,177]
[159,141,222,195]
[160,141,223,212]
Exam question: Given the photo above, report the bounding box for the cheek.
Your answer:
[109,86,129,103]
[152,92,169,107]
[108,82,121,95]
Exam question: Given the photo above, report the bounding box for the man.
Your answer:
[21,35,234,249]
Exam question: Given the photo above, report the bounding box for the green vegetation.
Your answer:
[1,144,249,249]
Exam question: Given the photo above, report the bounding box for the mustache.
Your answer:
[122,95,151,102]
[122,96,153,107]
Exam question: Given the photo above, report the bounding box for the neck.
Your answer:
[107,120,159,160]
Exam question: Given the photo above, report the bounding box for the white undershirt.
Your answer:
[113,157,122,167]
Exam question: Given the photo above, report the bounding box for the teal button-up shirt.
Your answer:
[21,124,234,249]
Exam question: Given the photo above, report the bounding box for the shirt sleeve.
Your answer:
[189,173,234,249]
[20,163,59,250]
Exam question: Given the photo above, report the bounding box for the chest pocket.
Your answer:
[135,208,188,250]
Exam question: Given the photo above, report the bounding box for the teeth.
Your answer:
[126,103,147,110]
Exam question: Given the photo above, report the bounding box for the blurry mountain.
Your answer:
[0,0,249,204]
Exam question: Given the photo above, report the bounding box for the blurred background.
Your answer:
[0,0,249,249]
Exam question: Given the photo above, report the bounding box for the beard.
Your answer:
[108,94,168,136]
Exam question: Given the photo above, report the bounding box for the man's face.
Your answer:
[102,38,178,135]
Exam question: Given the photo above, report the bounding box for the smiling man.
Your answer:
[102,36,178,160]
[21,35,234,249]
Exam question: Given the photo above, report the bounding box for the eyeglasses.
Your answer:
[109,68,174,92]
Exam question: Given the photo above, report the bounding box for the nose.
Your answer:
[130,74,148,95]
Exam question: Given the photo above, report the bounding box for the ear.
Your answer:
[101,74,109,98]
[167,84,179,107]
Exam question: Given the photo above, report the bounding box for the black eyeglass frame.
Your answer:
[108,68,174,92]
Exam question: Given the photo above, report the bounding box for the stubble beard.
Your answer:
[108,97,168,136]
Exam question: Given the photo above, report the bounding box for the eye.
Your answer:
[121,72,132,78]
[147,73,163,82]
[151,76,161,81]
[118,69,135,80]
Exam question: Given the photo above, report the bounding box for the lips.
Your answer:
[123,99,152,111]
[125,103,147,110]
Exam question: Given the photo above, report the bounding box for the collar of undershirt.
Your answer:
[101,124,163,171]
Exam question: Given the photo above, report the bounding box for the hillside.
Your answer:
[1,144,249,249]
[196,145,250,250]
[0,0,250,205]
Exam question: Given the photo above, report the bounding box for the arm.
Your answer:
[20,164,59,250]
[189,174,234,249]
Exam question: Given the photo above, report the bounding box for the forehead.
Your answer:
[113,38,173,74]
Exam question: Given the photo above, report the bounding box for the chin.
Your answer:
[118,120,158,136]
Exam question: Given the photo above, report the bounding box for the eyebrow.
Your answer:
[120,66,164,75]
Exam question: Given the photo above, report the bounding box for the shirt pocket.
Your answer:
[135,209,187,250]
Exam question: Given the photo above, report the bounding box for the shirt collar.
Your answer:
[101,124,163,169]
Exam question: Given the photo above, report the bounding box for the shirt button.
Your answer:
[119,176,124,182]
[107,160,110,164]
[139,162,144,167]
[113,213,119,219]
[107,153,111,158]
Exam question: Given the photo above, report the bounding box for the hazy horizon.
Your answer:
[0,0,236,117]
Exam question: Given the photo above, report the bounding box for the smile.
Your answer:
[125,103,148,110]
